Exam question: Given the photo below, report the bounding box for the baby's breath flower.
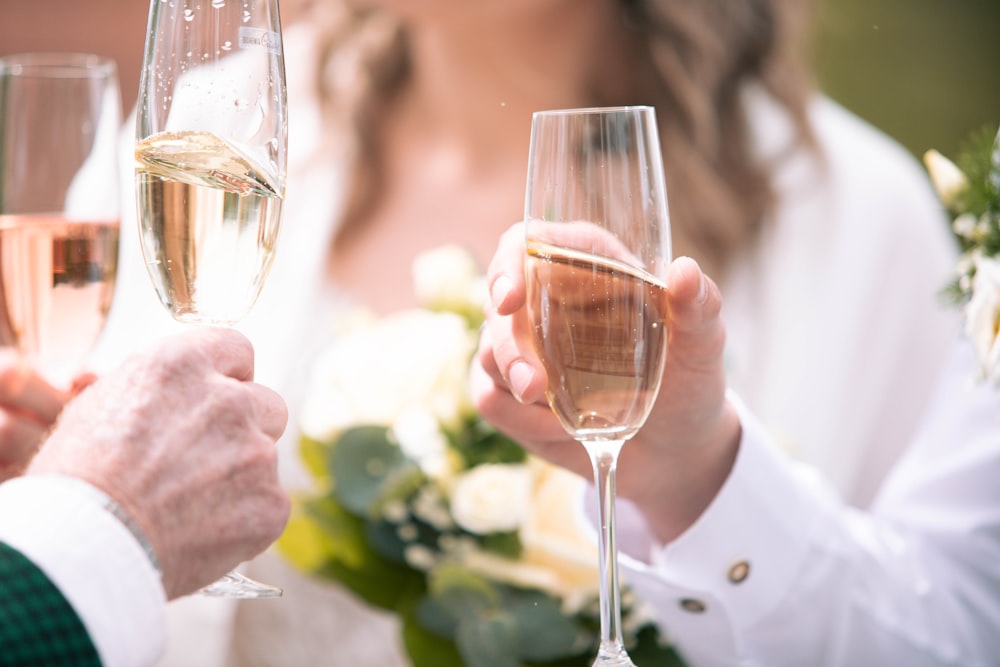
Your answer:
[404,544,437,571]
[412,486,454,531]
[382,499,408,523]
[397,523,419,542]
[953,212,979,240]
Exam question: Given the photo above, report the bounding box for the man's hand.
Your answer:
[28,327,290,599]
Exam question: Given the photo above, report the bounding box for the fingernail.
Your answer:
[491,275,513,309]
[696,269,708,304]
[508,361,535,403]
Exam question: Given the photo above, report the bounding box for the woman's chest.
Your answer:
[328,174,525,314]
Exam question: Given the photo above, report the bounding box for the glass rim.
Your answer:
[531,105,654,118]
[0,52,118,79]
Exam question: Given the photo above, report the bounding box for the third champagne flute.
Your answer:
[523,106,671,667]
[135,0,288,597]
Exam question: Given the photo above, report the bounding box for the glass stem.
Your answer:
[584,438,635,665]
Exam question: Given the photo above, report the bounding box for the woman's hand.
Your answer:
[470,222,741,543]
[0,350,85,482]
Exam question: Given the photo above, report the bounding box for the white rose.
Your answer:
[300,309,475,440]
[392,406,453,479]
[923,149,968,209]
[453,460,599,609]
[450,464,533,534]
[412,245,488,315]
[517,461,599,609]
[965,255,1000,382]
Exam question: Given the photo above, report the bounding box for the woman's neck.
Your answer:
[393,2,638,171]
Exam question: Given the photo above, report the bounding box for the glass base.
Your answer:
[199,570,282,599]
[592,643,638,667]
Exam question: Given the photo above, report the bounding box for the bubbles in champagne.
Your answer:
[135,130,283,324]
[526,239,668,442]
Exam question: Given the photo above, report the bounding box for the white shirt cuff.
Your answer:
[617,392,837,663]
[0,475,167,667]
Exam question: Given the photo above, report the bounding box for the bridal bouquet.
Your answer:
[924,124,1000,382]
[277,246,682,667]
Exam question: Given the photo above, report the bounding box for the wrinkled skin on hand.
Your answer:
[28,327,291,599]
[470,223,741,544]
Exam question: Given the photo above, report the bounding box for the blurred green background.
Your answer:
[814,0,1000,160]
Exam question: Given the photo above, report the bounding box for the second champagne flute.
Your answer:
[135,0,288,597]
[524,106,672,666]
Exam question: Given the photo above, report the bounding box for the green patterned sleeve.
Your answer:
[0,541,102,666]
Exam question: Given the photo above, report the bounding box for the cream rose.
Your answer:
[412,244,488,316]
[450,463,533,535]
[300,308,475,441]
[455,460,599,610]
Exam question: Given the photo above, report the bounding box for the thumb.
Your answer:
[666,256,725,369]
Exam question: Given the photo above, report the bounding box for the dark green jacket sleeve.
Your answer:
[0,541,102,666]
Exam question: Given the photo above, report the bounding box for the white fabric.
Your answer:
[0,475,167,667]
[623,340,1000,666]
[89,22,963,667]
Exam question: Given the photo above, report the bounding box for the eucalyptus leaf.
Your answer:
[316,537,425,612]
[428,563,501,620]
[330,425,406,515]
[456,612,520,667]
[415,595,460,639]
[626,624,687,666]
[365,517,439,564]
[402,602,465,667]
[291,494,426,611]
[508,590,587,661]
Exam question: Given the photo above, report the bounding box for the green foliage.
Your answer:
[449,415,528,467]
[281,416,685,667]
[937,124,1000,304]
[416,569,595,667]
[627,624,688,666]
[329,425,416,515]
[479,531,522,559]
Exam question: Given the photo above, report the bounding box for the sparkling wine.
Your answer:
[0,215,119,378]
[135,130,283,324]
[526,238,668,441]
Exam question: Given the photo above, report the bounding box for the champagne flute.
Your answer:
[523,106,671,667]
[0,53,121,387]
[135,0,286,326]
[135,0,287,597]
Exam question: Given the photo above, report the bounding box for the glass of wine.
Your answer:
[135,0,286,326]
[523,106,671,667]
[135,0,288,597]
[0,53,122,387]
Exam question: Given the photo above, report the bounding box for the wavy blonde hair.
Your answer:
[287,0,816,277]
